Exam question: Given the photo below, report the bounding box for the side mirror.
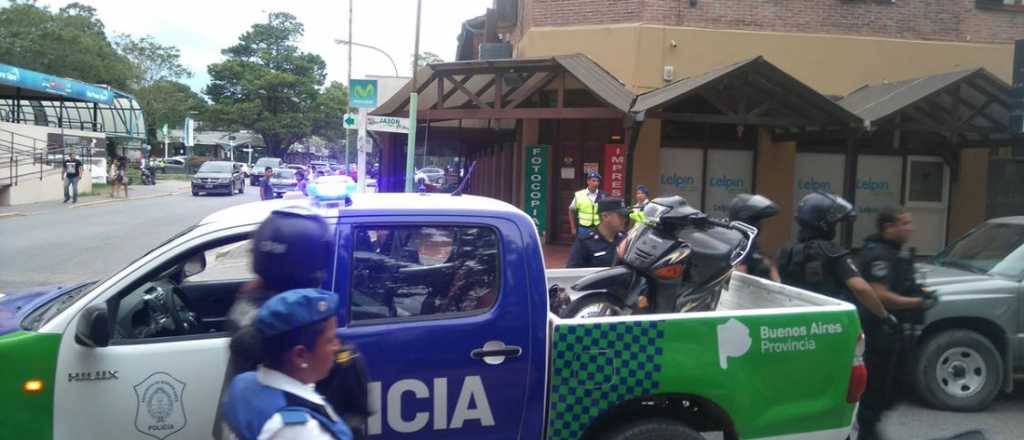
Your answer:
[182,252,207,278]
[76,304,111,348]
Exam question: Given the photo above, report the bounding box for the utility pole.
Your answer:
[404,0,422,192]
[346,0,354,171]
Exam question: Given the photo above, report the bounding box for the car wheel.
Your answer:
[913,329,1003,412]
[603,419,704,440]
[192,190,199,196]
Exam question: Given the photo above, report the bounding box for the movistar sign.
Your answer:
[350,79,378,108]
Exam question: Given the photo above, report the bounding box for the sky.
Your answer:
[27,0,493,93]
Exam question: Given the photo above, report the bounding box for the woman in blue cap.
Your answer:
[221,288,352,440]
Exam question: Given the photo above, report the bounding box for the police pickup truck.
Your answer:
[1,188,866,440]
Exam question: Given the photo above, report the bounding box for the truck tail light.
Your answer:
[23,379,44,394]
[653,264,684,280]
[847,332,867,403]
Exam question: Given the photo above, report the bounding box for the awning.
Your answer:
[839,68,1013,142]
[372,54,634,120]
[632,56,860,130]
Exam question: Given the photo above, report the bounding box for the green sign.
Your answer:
[343,113,357,130]
[161,123,168,139]
[524,145,550,235]
[349,79,378,108]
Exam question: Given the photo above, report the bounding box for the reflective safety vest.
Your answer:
[629,204,647,226]
[574,189,600,227]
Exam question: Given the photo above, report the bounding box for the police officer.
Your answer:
[728,194,781,282]
[629,185,651,227]
[221,289,353,440]
[568,171,607,239]
[567,197,628,268]
[855,206,935,440]
[216,207,370,440]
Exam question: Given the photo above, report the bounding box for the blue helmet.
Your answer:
[585,171,602,181]
[251,206,332,292]
[796,192,856,237]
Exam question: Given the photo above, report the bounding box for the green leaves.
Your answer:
[114,34,192,88]
[134,80,207,145]
[204,12,343,157]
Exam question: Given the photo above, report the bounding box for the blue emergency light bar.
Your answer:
[307,175,357,206]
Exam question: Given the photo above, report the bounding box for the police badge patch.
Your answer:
[133,372,187,440]
[871,261,890,279]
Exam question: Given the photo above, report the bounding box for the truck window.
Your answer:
[349,225,500,323]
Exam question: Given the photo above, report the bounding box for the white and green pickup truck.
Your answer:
[1,193,865,439]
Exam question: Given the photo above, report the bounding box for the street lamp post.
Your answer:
[405,0,423,192]
[334,39,401,78]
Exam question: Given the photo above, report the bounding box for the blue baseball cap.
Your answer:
[586,171,602,181]
[255,289,339,337]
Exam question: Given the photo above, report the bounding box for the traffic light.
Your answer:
[1012,39,1023,136]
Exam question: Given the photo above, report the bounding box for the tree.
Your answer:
[204,13,342,157]
[115,34,192,88]
[0,1,136,89]
[134,80,207,145]
[415,51,445,68]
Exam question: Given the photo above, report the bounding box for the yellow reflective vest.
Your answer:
[574,189,600,227]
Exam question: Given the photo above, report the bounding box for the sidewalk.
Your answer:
[0,180,188,217]
[544,243,571,268]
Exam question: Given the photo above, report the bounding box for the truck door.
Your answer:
[52,230,256,440]
[336,218,533,439]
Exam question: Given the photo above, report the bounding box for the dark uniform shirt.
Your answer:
[777,238,862,306]
[741,240,773,280]
[858,233,924,322]
[566,229,625,268]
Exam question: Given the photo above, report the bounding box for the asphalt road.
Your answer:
[0,186,260,290]
[2,188,1023,439]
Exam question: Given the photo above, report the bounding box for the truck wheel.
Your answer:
[604,419,704,440]
[913,329,1003,412]
[562,294,626,319]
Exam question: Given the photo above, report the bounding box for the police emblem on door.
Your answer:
[133,372,187,440]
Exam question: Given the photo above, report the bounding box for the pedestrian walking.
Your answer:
[855,206,935,440]
[219,289,353,440]
[62,152,83,204]
[568,171,607,240]
[108,157,128,199]
[566,197,628,268]
[260,167,275,200]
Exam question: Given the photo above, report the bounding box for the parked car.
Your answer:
[235,162,251,178]
[191,161,244,196]
[309,160,330,174]
[284,163,308,175]
[416,167,445,185]
[269,168,299,198]
[250,157,284,186]
[906,216,1024,412]
[154,157,187,174]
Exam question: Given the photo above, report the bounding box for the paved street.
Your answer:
[882,379,1024,440]
[0,181,260,289]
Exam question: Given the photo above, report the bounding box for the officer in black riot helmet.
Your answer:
[777,192,899,440]
[728,194,781,282]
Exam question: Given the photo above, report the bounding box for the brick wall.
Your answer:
[524,0,1023,44]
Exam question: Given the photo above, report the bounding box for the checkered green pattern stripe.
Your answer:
[547,321,665,440]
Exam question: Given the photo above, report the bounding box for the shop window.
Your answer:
[908,161,945,203]
[977,0,1024,12]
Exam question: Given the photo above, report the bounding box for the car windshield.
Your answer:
[933,222,1024,277]
[275,169,296,179]
[198,162,232,173]
[20,281,96,331]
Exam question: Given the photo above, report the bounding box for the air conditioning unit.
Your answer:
[480,43,513,60]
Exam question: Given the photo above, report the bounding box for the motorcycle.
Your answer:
[554,195,757,318]
[140,166,157,185]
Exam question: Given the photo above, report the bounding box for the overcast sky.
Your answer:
[27,0,492,92]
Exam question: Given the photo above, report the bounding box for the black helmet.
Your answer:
[728,194,779,225]
[796,192,856,235]
[252,206,332,292]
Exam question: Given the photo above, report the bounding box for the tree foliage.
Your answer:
[134,80,207,144]
[205,12,345,157]
[115,34,192,88]
[0,1,136,89]
[416,51,445,68]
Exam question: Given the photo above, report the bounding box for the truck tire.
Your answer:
[913,329,1003,412]
[603,419,704,440]
[561,294,626,319]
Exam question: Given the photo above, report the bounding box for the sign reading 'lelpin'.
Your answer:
[524,145,550,235]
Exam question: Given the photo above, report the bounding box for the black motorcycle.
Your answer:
[554,195,757,318]
[140,166,157,185]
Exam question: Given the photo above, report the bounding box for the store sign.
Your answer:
[367,116,410,133]
[603,144,627,198]
[705,150,754,219]
[852,155,902,245]
[658,148,703,208]
[0,62,113,105]
[349,79,379,108]
[524,145,550,235]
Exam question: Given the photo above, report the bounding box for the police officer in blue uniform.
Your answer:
[221,289,353,440]
[566,197,628,268]
[777,192,900,440]
[856,206,935,440]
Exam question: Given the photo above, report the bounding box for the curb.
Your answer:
[0,212,24,219]
[71,191,179,209]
